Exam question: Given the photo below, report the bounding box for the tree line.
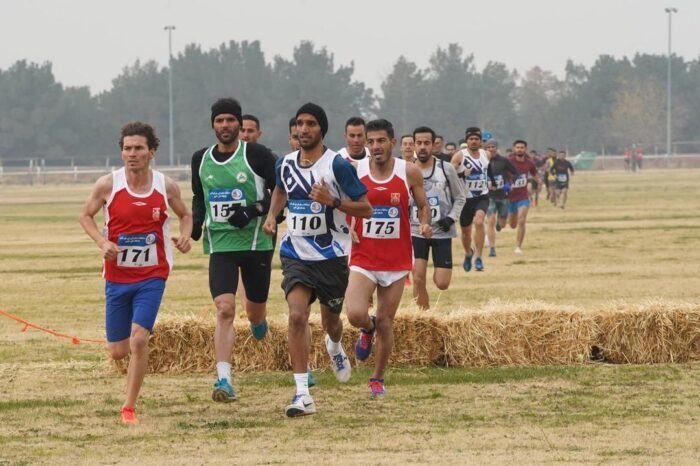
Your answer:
[1,40,699,164]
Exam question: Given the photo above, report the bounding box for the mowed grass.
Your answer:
[1,169,700,464]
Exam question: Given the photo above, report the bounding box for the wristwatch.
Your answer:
[332,197,341,209]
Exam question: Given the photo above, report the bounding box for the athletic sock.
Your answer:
[326,335,342,354]
[294,373,310,396]
[216,361,232,383]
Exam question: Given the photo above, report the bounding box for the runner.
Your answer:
[289,116,301,151]
[345,119,431,397]
[445,141,457,158]
[551,150,575,209]
[410,126,466,310]
[338,117,370,163]
[485,139,519,257]
[545,148,557,204]
[190,98,277,403]
[507,140,540,254]
[399,134,415,162]
[240,114,263,144]
[79,122,193,424]
[451,127,490,272]
[263,102,372,417]
[529,149,544,206]
[433,135,451,163]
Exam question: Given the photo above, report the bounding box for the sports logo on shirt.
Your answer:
[429,198,438,206]
[145,233,156,245]
[236,172,248,183]
[151,208,161,221]
[231,189,244,200]
[391,193,400,205]
[388,207,399,218]
[310,201,323,214]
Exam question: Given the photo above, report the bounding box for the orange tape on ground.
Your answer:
[0,309,105,345]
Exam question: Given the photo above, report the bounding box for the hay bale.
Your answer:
[443,305,597,367]
[595,302,700,363]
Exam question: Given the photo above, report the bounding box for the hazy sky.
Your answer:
[1,0,697,94]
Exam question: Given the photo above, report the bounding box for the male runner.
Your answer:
[240,114,263,144]
[346,119,431,397]
[399,134,415,162]
[289,116,301,151]
[410,126,466,310]
[264,103,372,417]
[433,135,451,163]
[507,140,540,254]
[79,122,192,424]
[485,139,520,257]
[551,150,575,209]
[452,127,490,272]
[545,148,557,204]
[337,117,370,162]
[190,98,277,402]
[445,142,457,158]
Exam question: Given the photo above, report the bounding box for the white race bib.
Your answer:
[513,174,528,188]
[287,199,327,236]
[363,205,401,239]
[466,174,487,191]
[556,173,568,182]
[411,196,440,224]
[209,188,247,223]
[117,233,158,268]
[491,175,504,189]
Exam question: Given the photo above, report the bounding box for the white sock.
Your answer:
[294,373,309,396]
[216,361,232,383]
[326,335,342,354]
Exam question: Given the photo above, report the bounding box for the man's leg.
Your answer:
[412,259,430,310]
[432,239,453,291]
[124,323,151,409]
[372,277,405,381]
[473,209,486,258]
[213,293,236,367]
[560,187,569,208]
[516,205,530,248]
[486,211,497,250]
[287,284,313,374]
[240,252,272,340]
[346,270,377,329]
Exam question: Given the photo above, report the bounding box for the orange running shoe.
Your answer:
[121,407,139,425]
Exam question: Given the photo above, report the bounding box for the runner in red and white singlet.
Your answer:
[345,118,431,398]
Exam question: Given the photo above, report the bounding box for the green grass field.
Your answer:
[1,169,700,464]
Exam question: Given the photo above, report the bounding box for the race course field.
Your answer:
[1,169,700,464]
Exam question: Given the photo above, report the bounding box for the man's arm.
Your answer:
[407,163,432,238]
[451,150,465,176]
[165,177,192,253]
[263,186,288,236]
[323,156,372,219]
[78,174,119,261]
[190,150,206,241]
[444,163,467,221]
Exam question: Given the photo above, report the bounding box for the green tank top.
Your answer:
[199,142,272,254]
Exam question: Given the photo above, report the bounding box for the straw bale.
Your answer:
[595,302,700,363]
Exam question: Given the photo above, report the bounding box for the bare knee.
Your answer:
[129,332,149,355]
[288,308,308,331]
[375,315,394,334]
[435,279,450,291]
[214,296,236,321]
[109,344,129,360]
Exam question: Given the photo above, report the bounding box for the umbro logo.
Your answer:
[132,202,147,206]
[374,186,387,191]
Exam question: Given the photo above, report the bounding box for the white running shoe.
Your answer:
[514,246,523,255]
[285,393,316,417]
[325,334,352,383]
[485,237,490,248]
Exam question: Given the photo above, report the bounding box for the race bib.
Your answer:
[287,199,327,236]
[513,174,528,188]
[117,233,158,268]
[363,205,400,239]
[491,175,504,189]
[411,196,440,224]
[466,174,487,191]
[209,188,247,223]
[556,174,568,183]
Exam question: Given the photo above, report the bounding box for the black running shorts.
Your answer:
[412,236,453,269]
[280,256,349,313]
[459,195,490,227]
[208,251,273,303]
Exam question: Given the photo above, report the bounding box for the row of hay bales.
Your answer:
[112,302,700,374]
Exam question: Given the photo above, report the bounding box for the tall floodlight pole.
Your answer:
[164,25,176,166]
[665,8,677,157]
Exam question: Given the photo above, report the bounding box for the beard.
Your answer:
[215,127,239,145]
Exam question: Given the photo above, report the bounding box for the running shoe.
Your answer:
[285,393,316,417]
[484,237,490,248]
[368,378,386,399]
[325,334,352,382]
[250,319,268,341]
[560,205,565,210]
[463,248,474,272]
[489,247,496,257]
[474,257,484,271]
[212,378,237,402]
[354,315,376,361]
[308,368,316,388]
[120,407,139,425]
[496,222,502,232]
[514,246,523,255]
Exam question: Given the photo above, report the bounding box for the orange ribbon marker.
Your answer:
[0,309,105,345]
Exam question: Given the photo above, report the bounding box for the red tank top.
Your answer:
[350,158,413,271]
[102,168,172,283]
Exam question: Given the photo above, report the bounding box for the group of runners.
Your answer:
[79,97,575,423]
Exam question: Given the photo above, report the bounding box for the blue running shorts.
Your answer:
[508,199,530,215]
[105,278,166,342]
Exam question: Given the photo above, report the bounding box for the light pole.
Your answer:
[164,25,176,166]
[665,8,678,157]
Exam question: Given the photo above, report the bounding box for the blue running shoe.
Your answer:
[355,316,376,361]
[475,257,484,271]
[489,247,496,257]
[463,248,474,272]
[212,378,237,402]
[308,368,316,388]
[250,320,268,341]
